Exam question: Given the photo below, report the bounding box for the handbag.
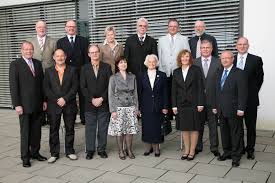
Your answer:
[161,114,172,136]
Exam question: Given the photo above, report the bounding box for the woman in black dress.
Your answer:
[137,54,168,157]
[172,49,204,161]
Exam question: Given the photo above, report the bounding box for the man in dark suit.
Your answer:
[9,41,47,167]
[189,20,218,59]
[57,20,89,125]
[194,40,221,156]
[80,44,112,160]
[44,49,78,163]
[124,17,158,76]
[234,37,264,160]
[212,51,248,167]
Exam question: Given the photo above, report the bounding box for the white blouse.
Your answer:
[181,66,189,81]
[147,69,156,89]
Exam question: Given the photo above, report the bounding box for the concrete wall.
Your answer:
[244,1,275,129]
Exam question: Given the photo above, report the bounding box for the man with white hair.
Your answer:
[124,17,158,76]
[189,20,218,59]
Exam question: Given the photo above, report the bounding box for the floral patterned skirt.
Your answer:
[108,106,139,136]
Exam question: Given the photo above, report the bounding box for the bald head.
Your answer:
[194,20,205,36]
[220,51,234,68]
[236,37,249,55]
[35,20,47,38]
[65,20,77,36]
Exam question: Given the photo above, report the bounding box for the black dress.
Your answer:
[172,65,204,131]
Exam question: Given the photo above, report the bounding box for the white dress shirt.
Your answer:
[236,52,248,70]
[181,66,189,81]
[67,35,76,42]
[147,69,156,89]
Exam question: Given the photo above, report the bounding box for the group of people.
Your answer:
[9,17,264,168]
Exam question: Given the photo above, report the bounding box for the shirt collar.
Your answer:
[224,64,233,73]
[103,39,119,46]
[37,35,46,42]
[168,33,177,40]
[201,56,212,61]
[67,35,76,42]
[237,52,248,60]
[137,33,146,41]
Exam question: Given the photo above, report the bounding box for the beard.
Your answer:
[195,30,204,37]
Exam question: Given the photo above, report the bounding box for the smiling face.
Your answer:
[194,20,205,36]
[220,51,234,68]
[147,56,157,70]
[65,20,77,36]
[236,37,249,55]
[200,41,213,58]
[53,49,66,66]
[117,59,127,71]
[180,52,191,66]
[35,21,47,38]
[88,45,100,62]
[106,30,115,43]
[21,42,34,60]
[137,20,148,36]
[168,20,179,36]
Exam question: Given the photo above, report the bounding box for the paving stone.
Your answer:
[188,163,231,178]
[96,158,131,172]
[132,177,167,183]
[253,161,275,173]
[155,158,195,172]
[210,157,256,169]
[267,173,275,183]
[256,137,275,146]
[8,161,48,174]
[32,164,74,178]
[126,155,166,168]
[0,173,33,183]
[225,168,270,182]
[92,172,137,183]
[120,165,167,179]
[265,145,275,153]
[158,171,194,183]
[0,169,13,178]
[189,175,241,183]
[56,156,104,169]
[0,156,21,169]
[22,175,68,183]
[255,143,266,152]
[255,152,275,164]
[60,167,105,183]
[256,130,274,137]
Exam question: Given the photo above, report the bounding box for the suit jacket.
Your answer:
[108,72,138,113]
[44,65,78,114]
[124,34,158,76]
[99,42,124,73]
[213,67,248,118]
[234,53,264,106]
[194,56,221,107]
[158,33,190,77]
[57,35,89,69]
[27,36,56,71]
[189,33,219,59]
[9,57,44,113]
[137,70,168,113]
[172,65,204,108]
[80,62,112,112]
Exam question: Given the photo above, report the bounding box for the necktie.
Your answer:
[203,59,209,77]
[70,36,74,47]
[220,69,228,89]
[39,38,44,51]
[93,64,98,77]
[171,36,174,47]
[196,36,201,58]
[27,59,35,76]
[238,56,244,70]
[139,36,144,45]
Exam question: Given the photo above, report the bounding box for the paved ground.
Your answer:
[0,109,274,183]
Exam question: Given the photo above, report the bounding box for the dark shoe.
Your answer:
[86,151,94,160]
[81,120,85,125]
[155,151,160,157]
[98,151,108,158]
[144,148,153,156]
[195,149,202,154]
[187,154,195,161]
[247,152,255,160]
[181,154,188,160]
[232,160,240,167]
[127,150,135,159]
[211,151,221,157]
[32,154,47,161]
[22,160,31,168]
[218,154,231,161]
[118,151,126,160]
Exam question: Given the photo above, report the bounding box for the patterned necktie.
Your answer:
[70,36,74,47]
[196,36,201,58]
[93,64,98,77]
[220,69,228,89]
[139,36,144,45]
[238,56,244,70]
[203,59,209,77]
[27,59,35,76]
[39,38,44,51]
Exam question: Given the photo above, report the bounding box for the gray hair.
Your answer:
[137,17,148,26]
[104,26,116,35]
[144,54,159,67]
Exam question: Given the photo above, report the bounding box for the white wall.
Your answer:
[0,0,54,7]
[244,1,275,129]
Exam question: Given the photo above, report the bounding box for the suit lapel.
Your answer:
[153,71,160,89]
[222,67,236,89]
[144,72,151,90]
[184,66,193,87]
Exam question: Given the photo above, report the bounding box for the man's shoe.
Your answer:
[218,154,231,161]
[86,152,94,160]
[247,152,255,160]
[22,160,31,168]
[195,149,202,154]
[66,154,78,160]
[211,151,221,157]
[143,148,153,156]
[48,156,59,163]
[32,154,47,161]
[98,151,108,158]
[232,160,240,167]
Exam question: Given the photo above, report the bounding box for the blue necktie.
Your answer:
[220,69,228,89]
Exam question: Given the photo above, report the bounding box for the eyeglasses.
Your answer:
[89,51,99,54]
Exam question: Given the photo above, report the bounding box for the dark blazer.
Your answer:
[172,65,204,108]
[124,34,158,76]
[214,67,248,118]
[80,62,112,112]
[9,57,44,113]
[57,35,89,69]
[189,33,219,58]
[194,56,221,107]
[44,65,78,114]
[137,70,168,113]
[234,53,264,106]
